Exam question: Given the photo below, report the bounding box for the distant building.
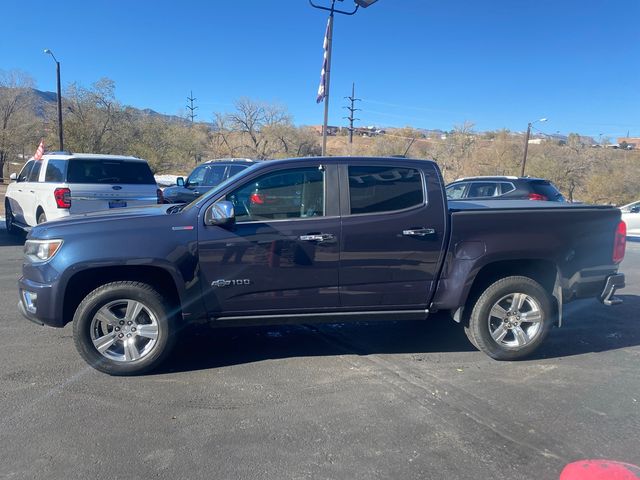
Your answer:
[310,125,340,136]
[617,137,639,149]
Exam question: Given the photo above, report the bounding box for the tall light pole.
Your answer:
[521,117,547,176]
[44,49,64,151]
[310,0,378,156]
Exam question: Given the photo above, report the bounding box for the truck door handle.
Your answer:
[299,233,335,242]
[402,228,436,237]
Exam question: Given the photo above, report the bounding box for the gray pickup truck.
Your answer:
[18,157,626,375]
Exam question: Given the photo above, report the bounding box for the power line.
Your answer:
[343,82,361,144]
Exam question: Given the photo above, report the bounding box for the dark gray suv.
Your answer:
[162,158,257,204]
[446,176,566,202]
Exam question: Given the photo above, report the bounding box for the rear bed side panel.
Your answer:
[431,206,622,311]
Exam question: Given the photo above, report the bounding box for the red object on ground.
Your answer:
[560,460,640,480]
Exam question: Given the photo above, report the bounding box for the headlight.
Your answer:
[24,239,63,263]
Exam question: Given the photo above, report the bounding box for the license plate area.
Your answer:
[109,200,127,209]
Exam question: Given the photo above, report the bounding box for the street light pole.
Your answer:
[310,0,378,156]
[520,117,547,177]
[44,49,64,151]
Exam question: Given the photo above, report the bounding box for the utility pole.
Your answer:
[186,91,198,123]
[343,82,361,145]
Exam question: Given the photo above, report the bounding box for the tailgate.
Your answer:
[69,184,157,214]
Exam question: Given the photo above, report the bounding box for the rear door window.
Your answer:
[348,166,424,215]
[44,159,67,182]
[27,161,43,182]
[227,165,248,178]
[467,182,498,197]
[204,165,227,187]
[67,159,155,184]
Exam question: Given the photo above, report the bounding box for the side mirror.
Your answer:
[9,173,17,182]
[205,201,235,226]
[176,177,185,187]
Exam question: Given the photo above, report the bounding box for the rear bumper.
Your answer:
[599,273,625,306]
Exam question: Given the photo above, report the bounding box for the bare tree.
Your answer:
[0,70,38,179]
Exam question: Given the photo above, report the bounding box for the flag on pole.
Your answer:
[316,17,330,103]
[34,139,45,161]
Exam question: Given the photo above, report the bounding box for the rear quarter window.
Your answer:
[67,159,156,184]
[45,160,68,182]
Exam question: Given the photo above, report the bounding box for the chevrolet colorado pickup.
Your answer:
[18,157,627,375]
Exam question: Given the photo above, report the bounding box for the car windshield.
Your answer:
[66,159,156,184]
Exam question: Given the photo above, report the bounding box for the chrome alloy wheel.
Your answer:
[487,292,543,349]
[90,300,159,362]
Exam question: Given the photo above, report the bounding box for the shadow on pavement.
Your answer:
[158,315,475,375]
[158,295,640,374]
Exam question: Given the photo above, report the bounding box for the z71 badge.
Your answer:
[211,279,251,288]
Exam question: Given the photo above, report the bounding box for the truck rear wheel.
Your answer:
[464,276,553,360]
[73,282,177,375]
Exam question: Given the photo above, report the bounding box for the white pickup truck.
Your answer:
[5,153,161,233]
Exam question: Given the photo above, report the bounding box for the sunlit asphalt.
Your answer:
[0,227,638,480]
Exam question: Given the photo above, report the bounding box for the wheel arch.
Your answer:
[62,266,183,327]
[453,258,561,326]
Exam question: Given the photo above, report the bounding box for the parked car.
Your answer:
[621,200,640,237]
[5,153,161,234]
[446,176,566,202]
[162,158,257,204]
[18,157,625,375]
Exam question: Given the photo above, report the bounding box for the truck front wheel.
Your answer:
[464,276,553,360]
[73,282,177,375]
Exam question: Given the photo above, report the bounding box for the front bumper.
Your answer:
[599,273,625,306]
[18,276,65,327]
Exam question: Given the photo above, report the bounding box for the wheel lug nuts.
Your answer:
[118,333,124,338]
[127,321,133,326]
[127,333,132,338]
[131,327,136,332]
[115,327,120,331]
[119,320,125,325]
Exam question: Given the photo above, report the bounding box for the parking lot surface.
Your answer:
[0,228,638,480]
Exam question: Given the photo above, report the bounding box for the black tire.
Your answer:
[5,201,20,236]
[37,210,47,225]
[73,282,177,375]
[464,276,553,360]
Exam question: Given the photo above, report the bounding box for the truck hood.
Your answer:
[29,205,180,238]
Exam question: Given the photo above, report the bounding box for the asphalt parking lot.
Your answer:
[0,226,638,480]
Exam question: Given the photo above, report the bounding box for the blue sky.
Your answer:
[2,0,638,138]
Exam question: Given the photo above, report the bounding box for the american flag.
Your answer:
[316,17,330,103]
[34,139,45,161]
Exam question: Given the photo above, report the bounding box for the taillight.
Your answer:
[250,193,265,204]
[528,193,548,201]
[54,188,71,208]
[157,188,164,204]
[613,221,626,264]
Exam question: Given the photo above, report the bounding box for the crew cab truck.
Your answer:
[18,157,626,375]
